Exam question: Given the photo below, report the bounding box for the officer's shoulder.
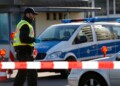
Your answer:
[20,24,29,31]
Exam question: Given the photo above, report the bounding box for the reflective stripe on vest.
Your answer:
[13,20,34,47]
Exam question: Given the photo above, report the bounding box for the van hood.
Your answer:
[34,41,60,53]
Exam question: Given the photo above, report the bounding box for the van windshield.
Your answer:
[38,25,79,41]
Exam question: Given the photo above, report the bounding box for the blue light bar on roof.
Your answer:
[61,19,85,23]
[61,17,120,23]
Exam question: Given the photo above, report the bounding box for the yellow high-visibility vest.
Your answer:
[13,20,34,47]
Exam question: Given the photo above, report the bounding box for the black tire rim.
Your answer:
[83,78,101,86]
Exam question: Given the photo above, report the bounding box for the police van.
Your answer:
[34,17,120,77]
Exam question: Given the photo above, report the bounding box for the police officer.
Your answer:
[13,7,40,86]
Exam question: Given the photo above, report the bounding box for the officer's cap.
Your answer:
[24,7,38,15]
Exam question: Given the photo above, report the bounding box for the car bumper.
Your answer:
[68,75,79,86]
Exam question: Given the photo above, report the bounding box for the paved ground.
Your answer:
[0,70,69,86]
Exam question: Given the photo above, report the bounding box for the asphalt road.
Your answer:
[0,70,69,86]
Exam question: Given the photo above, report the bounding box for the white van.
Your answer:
[34,18,120,77]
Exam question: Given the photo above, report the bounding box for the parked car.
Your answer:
[68,51,120,86]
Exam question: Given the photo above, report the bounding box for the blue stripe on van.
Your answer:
[79,45,97,58]
[97,42,116,55]
[115,41,120,52]
[34,41,60,53]
[62,41,118,59]
[35,40,120,59]
[65,44,98,59]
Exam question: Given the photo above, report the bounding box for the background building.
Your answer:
[89,0,120,17]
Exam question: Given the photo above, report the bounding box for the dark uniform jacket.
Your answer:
[14,16,36,61]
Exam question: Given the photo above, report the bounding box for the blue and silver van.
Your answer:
[34,18,120,77]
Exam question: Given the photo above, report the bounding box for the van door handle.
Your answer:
[92,44,97,48]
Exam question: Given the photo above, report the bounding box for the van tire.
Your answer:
[60,57,76,78]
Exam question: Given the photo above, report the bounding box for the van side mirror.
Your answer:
[79,36,87,43]
[116,54,120,61]
[74,35,87,44]
[74,37,80,44]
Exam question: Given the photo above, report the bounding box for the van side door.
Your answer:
[93,25,116,57]
[73,25,97,60]
[112,25,120,53]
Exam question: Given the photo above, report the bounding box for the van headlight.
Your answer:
[45,51,62,60]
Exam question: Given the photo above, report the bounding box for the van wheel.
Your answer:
[60,57,76,78]
[60,70,69,78]
[79,74,107,86]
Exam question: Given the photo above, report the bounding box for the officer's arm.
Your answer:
[20,24,35,44]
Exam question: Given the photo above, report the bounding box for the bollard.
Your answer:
[101,46,108,57]
[7,32,16,78]
[0,49,7,82]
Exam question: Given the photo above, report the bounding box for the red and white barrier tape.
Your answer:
[0,61,120,69]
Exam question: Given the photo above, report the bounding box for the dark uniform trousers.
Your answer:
[13,46,37,86]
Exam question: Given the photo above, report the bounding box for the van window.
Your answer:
[94,25,114,41]
[113,26,120,39]
[39,25,79,41]
[73,25,93,44]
